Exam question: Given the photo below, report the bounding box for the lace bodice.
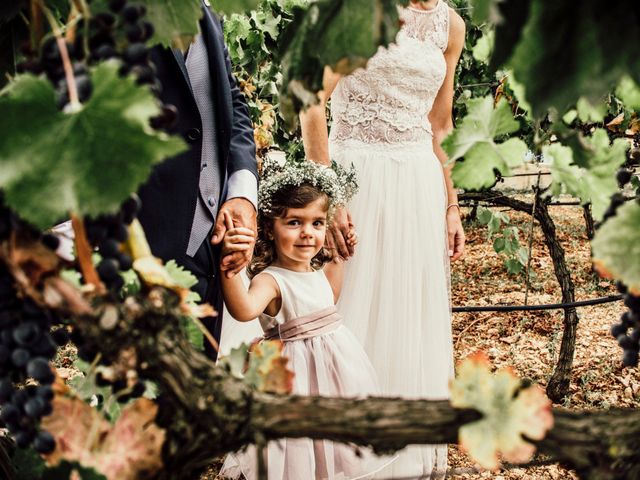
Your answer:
[329,1,450,145]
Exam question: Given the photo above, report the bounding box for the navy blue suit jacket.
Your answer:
[138,6,257,296]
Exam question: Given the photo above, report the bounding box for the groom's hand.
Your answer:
[212,198,257,277]
[328,207,355,259]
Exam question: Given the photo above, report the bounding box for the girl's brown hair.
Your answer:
[247,183,333,278]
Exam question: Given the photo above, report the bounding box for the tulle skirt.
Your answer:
[220,325,396,480]
[331,139,454,479]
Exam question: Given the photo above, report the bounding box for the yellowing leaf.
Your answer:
[97,399,166,479]
[132,256,177,288]
[450,351,553,470]
[244,340,294,394]
[41,392,165,480]
[126,219,191,296]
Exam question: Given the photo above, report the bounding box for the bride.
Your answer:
[300,0,466,477]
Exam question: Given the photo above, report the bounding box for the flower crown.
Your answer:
[258,153,359,215]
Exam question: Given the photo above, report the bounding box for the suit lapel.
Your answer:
[171,48,193,93]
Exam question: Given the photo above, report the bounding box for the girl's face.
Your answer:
[271,197,328,271]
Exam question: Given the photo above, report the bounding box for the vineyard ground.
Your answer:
[449,202,635,479]
[52,203,635,480]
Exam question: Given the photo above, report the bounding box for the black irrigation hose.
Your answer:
[452,294,623,313]
[502,171,552,178]
[460,200,583,208]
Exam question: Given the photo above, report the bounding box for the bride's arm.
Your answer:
[299,66,342,166]
[428,9,466,261]
[300,67,356,260]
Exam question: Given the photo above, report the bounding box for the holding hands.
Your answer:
[212,198,257,278]
[218,209,256,278]
[328,207,357,259]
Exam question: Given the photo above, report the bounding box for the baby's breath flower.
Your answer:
[258,153,359,215]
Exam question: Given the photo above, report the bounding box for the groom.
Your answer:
[138,2,258,360]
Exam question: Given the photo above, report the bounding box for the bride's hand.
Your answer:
[328,207,355,259]
[447,207,465,262]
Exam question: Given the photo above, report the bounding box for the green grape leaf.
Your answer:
[562,109,578,125]
[121,269,142,296]
[213,0,260,14]
[165,259,199,289]
[444,96,527,190]
[219,343,251,378]
[450,351,554,469]
[545,130,629,220]
[469,0,502,25]
[279,0,401,124]
[60,269,83,288]
[472,29,494,64]
[145,0,203,47]
[592,202,640,295]
[181,315,205,350]
[477,206,493,225]
[576,97,607,123]
[0,63,186,228]
[164,259,205,350]
[443,96,520,159]
[616,76,640,111]
[516,246,528,265]
[493,237,506,253]
[68,360,124,422]
[507,1,640,117]
[505,258,523,274]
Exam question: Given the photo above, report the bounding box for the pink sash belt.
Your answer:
[263,306,343,342]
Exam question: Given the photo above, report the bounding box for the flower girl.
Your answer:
[219,157,393,480]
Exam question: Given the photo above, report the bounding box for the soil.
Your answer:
[446,203,635,479]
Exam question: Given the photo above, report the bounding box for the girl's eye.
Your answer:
[287,220,300,226]
[313,221,326,227]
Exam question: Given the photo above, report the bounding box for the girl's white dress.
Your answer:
[220,266,394,480]
[329,2,454,478]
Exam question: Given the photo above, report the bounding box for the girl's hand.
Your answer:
[446,207,465,262]
[346,228,358,248]
[221,212,255,274]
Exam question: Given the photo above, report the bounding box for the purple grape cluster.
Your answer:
[0,265,68,453]
[610,283,640,367]
[16,0,177,130]
[84,195,141,292]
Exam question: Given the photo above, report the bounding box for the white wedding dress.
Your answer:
[329,1,454,478]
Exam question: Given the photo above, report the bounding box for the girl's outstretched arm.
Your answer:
[221,271,280,322]
[220,212,280,321]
